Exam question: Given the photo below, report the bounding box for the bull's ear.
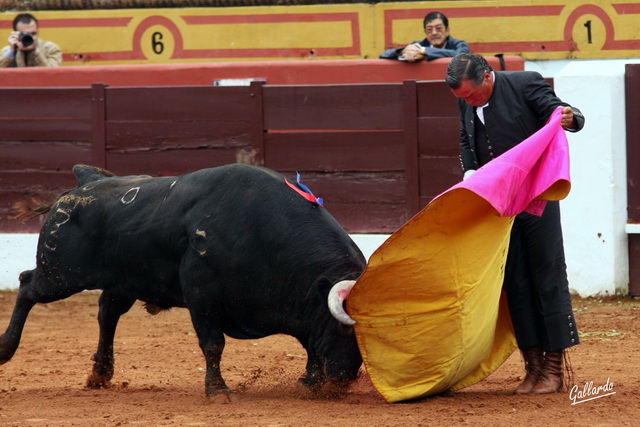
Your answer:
[316,277,332,295]
[305,277,331,305]
[72,164,115,186]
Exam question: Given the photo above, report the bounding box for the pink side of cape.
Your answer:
[443,107,571,217]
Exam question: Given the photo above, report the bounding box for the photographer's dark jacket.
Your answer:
[0,39,62,67]
[380,35,469,60]
[457,70,585,174]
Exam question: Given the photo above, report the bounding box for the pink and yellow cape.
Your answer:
[349,108,571,402]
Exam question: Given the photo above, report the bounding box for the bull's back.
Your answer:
[183,164,363,272]
[35,164,364,311]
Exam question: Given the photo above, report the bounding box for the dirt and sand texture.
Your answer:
[0,290,638,426]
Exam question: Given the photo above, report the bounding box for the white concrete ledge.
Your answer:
[0,233,38,290]
[626,223,640,234]
[0,233,390,291]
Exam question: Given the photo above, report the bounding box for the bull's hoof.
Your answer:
[87,357,114,389]
[297,374,323,391]
[0,335,17,364]
[86,372,111,389]
[206,390,239,404]
[296,377,351,399]
[293,380,316,399]
[317,378,351,399]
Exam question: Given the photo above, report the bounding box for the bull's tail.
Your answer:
[11,164,116,223]
[11,196,57,222]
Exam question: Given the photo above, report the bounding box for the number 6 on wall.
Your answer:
[152,31,165,54]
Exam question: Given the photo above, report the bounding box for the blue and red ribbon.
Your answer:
[285,172,324,206]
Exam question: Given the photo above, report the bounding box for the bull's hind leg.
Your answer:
[181,257,236,402]
[187,306,236,402]
[86,291,135,388]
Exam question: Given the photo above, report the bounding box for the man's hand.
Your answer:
[7,31,19,50]
[400,43,425,62]
[561,106,574,129]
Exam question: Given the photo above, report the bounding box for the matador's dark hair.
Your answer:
[445,53,494,89]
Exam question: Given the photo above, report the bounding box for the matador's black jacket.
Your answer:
[457,70,585,173]
[455,70,586,351]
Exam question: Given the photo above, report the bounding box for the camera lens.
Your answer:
[20,32,34,47]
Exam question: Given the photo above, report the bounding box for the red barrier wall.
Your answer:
[0,80,459,233]
[0,57,523,87]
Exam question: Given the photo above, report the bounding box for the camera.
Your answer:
[18,32,34,47]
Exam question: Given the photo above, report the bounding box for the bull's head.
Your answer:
[327,280,357,325]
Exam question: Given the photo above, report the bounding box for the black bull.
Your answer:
[0,164,366,400]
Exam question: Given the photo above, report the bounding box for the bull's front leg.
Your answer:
[299,353,325,391]
[0,270,51,364]
[0,289,36,364]
[86,291,135,388]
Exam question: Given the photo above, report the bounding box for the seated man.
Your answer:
[380,11,469,62]
[0,13,62,67]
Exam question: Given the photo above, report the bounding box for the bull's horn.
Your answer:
[328,280,357,325]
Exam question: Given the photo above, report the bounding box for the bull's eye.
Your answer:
[337,323,355,337]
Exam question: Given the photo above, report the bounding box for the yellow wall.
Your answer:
[1,0,638,65]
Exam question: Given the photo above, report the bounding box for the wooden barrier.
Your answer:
[0,56,523,233]
[625,64,640,296]
[4,58,521,233]
[0,78,465,233]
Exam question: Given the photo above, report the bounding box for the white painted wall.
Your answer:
[553,59,639,296]
[0,233,388,291]
[0,234,38,290]
[1,59,638,295]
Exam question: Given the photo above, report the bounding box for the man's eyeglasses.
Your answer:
[425,26,445,33]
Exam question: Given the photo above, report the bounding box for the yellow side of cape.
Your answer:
[350,189,518,402]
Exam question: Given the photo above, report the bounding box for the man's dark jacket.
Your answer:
[457,71,585,174]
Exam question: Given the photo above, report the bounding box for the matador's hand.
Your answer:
[561,106,574,129]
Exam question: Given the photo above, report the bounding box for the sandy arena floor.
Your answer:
[0,291,638,426]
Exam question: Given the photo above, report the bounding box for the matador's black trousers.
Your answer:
[504,201,580,352]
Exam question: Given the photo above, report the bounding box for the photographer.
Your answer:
[0,13,62,67]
